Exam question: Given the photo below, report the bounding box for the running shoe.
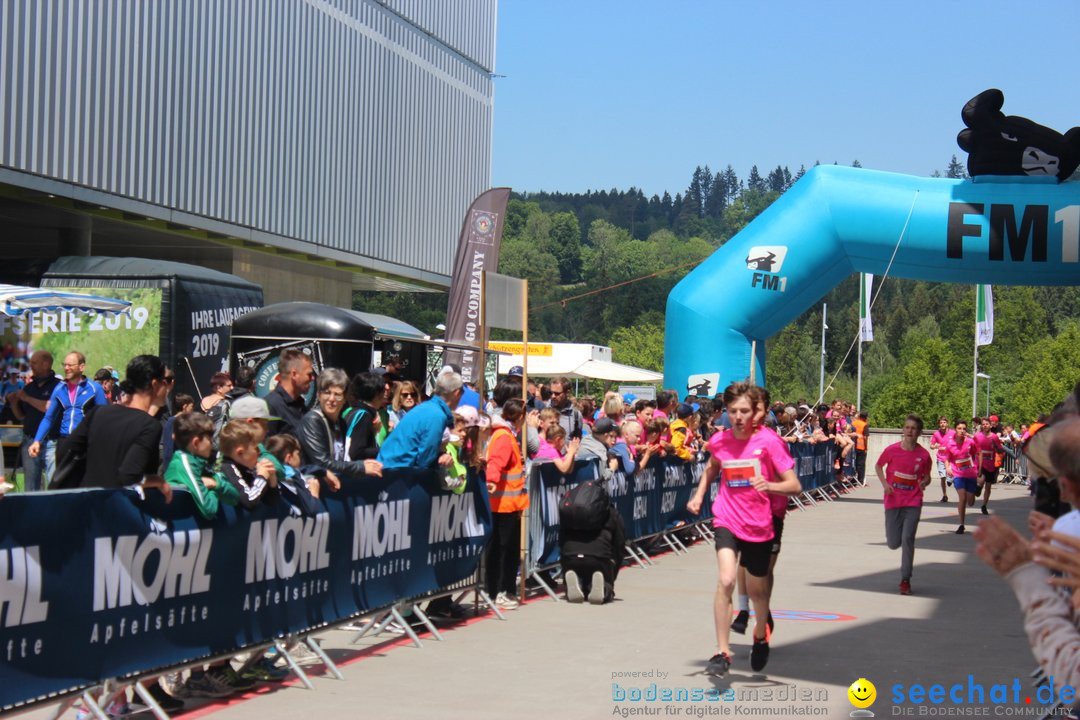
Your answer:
[588,571,606,605]
[730,609,750,634]
[899,580,912,595]
[940,495,948,503]
[495,592,520,610]
[239,657,291,682]
[564,570,584,603]
[750,637,770,672]
[184,671,234,698]
[706,652,731,677]
[212,666,255,692]
[981,505,989,515]
[955,524,965,535]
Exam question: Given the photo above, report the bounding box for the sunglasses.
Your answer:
[401,392,417,398]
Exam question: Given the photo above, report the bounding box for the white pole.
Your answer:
[819,303,828,401]
[985,377,990,417]
[857,339,863,411]
[972,345,978,419]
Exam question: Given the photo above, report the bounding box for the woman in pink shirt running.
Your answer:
[687,382,801,678]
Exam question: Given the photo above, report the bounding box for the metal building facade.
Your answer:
[0,0,496,287]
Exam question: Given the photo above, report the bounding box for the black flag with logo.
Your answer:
[444,188,511,384]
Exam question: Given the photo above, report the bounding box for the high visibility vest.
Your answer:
[852,418,868,451]
[487,427,527,512]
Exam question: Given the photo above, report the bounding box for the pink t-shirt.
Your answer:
[876,441,932,509]
[930,429,954,461]
[534,438,562,461]
[973,431,1002,471]
[945,436,979,478]
[707,427,795,542]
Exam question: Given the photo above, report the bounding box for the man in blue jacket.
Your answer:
[27,351,108,463]
[377,370,463,469]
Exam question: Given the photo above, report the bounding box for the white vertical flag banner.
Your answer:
[859,273,874,342]
[976,284,994,346]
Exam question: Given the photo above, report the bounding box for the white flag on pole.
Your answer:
[859,273,873,342]
[976,284,994,346]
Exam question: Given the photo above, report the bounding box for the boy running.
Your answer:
[875,414,932,594]
[687,383,801,677]
[944,419,979,534]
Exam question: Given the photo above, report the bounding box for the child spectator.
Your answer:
[217,420,280,509]
[165,412,240,519]
[264,433,322,515]
[666,403,696,461]
[161,393,196,469]
[535,423,580,474]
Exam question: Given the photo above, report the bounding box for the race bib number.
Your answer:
[721,458,761,488]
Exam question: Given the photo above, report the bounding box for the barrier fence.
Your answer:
[1,439,853,713]
[0,469,492,711]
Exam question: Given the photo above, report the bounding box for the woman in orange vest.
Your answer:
[852,411,870,486]
[485,398,528,610]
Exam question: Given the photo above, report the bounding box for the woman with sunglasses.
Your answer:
[388,381,421,432]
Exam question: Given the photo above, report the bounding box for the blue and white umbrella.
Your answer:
[0,284,131,316]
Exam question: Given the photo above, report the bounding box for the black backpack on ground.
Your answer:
[559,479,610,533]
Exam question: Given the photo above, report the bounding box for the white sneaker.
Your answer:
[564,570,584,603]
[495,592,519,610]
[588,571,606,605]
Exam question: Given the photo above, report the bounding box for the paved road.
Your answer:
[23,481,1052,719]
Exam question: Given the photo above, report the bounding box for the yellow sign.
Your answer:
[487,341,553,357]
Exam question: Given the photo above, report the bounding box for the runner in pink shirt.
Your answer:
[875,414,932,595]
[945,419,980,534]
[687,383,801,678]
[973,416,1004,516]
[928,416,955,504]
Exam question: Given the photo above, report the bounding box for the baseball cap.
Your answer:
[676,402,694,419]
[507,366,524,377]
[623,393,636,404]
[229,396,281,421]
[454,405,490,429]
[989,414,999,423]
[592,417,618,435]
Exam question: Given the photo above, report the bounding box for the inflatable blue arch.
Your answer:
[664,165,1080,396]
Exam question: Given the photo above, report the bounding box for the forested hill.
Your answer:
[355,158,1080,426]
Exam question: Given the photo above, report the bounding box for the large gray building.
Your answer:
[0,0,497,304]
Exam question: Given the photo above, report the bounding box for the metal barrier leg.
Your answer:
[389,606,424,648]
[79,690,110,720]
[351,610,392,642]
[274,638,316,690]
[132,679,171,720]
[624,545,648,569]
[801,490,818,507]
[668,531,690,553]
[630,541,656,565]
[408,604,445,640]
[660,534,684,555]
[528,568,560,602]
[791,495,807,511]
[476,589,507,620]
[304,635,346,679]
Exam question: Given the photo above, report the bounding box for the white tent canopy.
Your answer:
[0,284,131,316]
[494,342,662,382]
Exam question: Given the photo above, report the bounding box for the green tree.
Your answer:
[1009,324,1080,422]
[549,211,582,284]
[610,314,665,372]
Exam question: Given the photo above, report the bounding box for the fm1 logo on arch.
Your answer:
[746,246,789,292]
[946,202,1080,262]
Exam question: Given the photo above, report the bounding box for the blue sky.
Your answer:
[491,1,1080,197]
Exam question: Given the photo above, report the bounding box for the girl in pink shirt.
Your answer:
[928,416,955,503]
[687,383,800,679]
[945,420,980,534]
